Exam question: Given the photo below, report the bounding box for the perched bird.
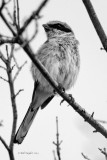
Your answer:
[14,20,80,144]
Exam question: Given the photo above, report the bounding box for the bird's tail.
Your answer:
[14,81,50,144]
[14,103,39,144]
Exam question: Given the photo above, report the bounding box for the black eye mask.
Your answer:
[48,23,72,33]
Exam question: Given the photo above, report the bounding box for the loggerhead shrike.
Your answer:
[14,20,80,144]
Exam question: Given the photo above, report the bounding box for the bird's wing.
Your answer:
[41,95,54,109]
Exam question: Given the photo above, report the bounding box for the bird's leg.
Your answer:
[53,83,65,94]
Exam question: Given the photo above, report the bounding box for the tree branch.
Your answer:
[53,117,62,160]
[0,136,9,151]
[82,0,107,51]
[6,58,17,151]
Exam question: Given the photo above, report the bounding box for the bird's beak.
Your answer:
[42,24,50,31]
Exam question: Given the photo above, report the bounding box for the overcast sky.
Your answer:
[0,0,107,160]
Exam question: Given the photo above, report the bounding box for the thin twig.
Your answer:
[53,150,57,160]
[99,148,107,160]
[0,50,7,64]
[6,45,9,59]
[14,89,24,99]
[4,6,13,21]
[53,117,62,160]
[0,65,6,70]
[9,44,15,61]
[13,60,27,82]
[13,0,17,26]
[81,153,91,160]
[0,136,9,151]
[16,0,20,29]
[12,54,19,69]
[0,76,8,82]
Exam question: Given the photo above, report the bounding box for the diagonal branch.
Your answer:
[82,0,107,51]
[81,153,91,160]
[0,136,9,151]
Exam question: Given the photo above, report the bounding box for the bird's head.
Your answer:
[43,21,74,38]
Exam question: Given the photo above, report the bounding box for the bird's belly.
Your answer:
[36,62,78,93]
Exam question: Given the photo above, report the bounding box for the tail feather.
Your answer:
[14,106,39,144]
[14,83,52,144]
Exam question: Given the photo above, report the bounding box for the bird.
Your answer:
[14,20,80,144]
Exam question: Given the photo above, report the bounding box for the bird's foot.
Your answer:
[53,83,65,94]
[68,94,75,103]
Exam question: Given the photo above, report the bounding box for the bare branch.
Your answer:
[53,150,57,160]
[16,0,20,29]
[82,0,107,51]
[99,148,107,160]
[0,76,8,82]
[13,60,27,82]
[4,6,13,21]
[0,65,6,70]
[9,44,15,60]
[12,54,19,69]
[14,89,24,99]
[0,50,7,64]
[0,136,9,151]
[53,117,62,160]
[13,0,17,26]
[6,45,9,59]
[81,153,91,160]
[0,0,12,14]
